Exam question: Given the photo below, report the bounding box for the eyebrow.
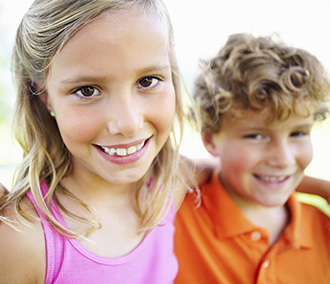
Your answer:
[60,65,171,84]
[237,121,314,132]
[294,123,314,128]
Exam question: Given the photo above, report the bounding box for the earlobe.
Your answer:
[201,131,219,157]
[38,92,52,113]
[37,89,55,118]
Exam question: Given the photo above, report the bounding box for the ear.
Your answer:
[201,130,220,157]
[38,90,53,113]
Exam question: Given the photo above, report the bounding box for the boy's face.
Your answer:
[202,108,314,208]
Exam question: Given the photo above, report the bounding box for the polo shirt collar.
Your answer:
[201,171,256,238]
[201,171,313,248]
[283,193,313,248]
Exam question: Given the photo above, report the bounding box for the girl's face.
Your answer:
[42,9,176,187]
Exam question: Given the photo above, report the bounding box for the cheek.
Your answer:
[300,141,313,169]
[219,142,256,176]
[219,145,253,194]
[55,108,102,144]
[147,87,176,134]
[220,145,262,200]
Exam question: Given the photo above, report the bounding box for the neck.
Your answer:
[54,174,145,257]
[242,203,289,245]
[62,171,137,206]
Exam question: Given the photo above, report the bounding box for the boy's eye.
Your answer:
[290,131,308,137]
[244,134,264,140]
[138,77,160,89]
[75,86,100,97]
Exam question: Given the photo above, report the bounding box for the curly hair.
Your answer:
[195,33,330,133]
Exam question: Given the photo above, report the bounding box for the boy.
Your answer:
[175,33,330,283]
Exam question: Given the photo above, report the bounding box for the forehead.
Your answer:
[222,106,314,129]
[47,8,170,80]
[81,8,165,36]
[66,8,167,51]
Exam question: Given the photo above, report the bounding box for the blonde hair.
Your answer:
[195,33,330,133]
[2,0,190,236]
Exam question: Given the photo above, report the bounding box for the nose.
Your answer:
[266,139,295,168]
[107,93,143,137]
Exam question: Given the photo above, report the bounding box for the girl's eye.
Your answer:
[138,77,160,89]
[75,86,100,97]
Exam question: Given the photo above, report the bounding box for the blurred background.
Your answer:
[0,0,329,213]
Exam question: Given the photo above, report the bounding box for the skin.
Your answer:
[42,9,176,254]
[0,8,176,283]
[202,107,314,244]
[43,10,175,191]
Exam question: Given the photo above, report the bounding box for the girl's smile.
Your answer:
[95,137,151,165]
[98,138,147,157]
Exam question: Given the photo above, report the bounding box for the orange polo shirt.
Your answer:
[174,171,330,284]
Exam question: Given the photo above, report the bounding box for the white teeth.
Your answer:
[101,140,145,157]
[259,176,287,183]
[127,146,137,155]
[116,148,127,156]
[137,141,145,150]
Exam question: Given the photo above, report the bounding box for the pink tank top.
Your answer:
[26,182,178,283]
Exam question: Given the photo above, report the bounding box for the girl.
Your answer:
[0,0,193,283]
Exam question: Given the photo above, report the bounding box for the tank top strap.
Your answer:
[26,181,65,284]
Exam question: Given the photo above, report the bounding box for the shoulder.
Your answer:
[300,200,330,220]
[299,201,330,236]
[0,196,46,284]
